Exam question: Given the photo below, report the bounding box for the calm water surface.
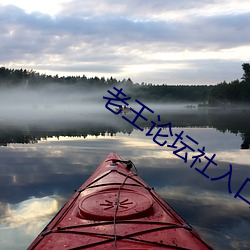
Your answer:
[0,107,250,249]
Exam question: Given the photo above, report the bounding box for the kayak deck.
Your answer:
[28,152,213,249]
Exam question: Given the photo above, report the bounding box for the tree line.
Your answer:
[0,63,249,104]
[208,63,250,105]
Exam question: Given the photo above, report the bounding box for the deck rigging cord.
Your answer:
[112,159,138,249]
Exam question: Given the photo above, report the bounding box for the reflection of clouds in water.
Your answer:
[0,196,61,249]
[115,127,243,154]
[0,196,61,250]
[157,186,248,213]
[0,202,8,218]
[151,149,250,166]
[195,224,250,250]
[6,143,105,176]
[216,150,250,166]
[3,136,249,194]
[118,135,159,149]
[0,196,59,230]
[161,127,243,153]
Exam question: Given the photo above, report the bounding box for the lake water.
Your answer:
[0,104,250,249]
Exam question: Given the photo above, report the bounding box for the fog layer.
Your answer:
[0,85,106,123]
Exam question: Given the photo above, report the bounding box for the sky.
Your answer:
[0,0,250,85]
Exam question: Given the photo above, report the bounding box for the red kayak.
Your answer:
[28,152,213,249]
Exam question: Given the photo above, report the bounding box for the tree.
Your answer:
[242,63,250,83]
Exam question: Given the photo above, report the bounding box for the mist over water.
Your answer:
[0,85,106,123]
[0,84,199,126]
[0,84,250,149]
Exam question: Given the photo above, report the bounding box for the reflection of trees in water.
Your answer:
[0,120,134,146]
[123,108,250,149]
[0,109,249,149]
[201,109,250,149]
[0,133,38,146]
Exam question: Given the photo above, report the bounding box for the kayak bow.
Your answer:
[28,152,213,249]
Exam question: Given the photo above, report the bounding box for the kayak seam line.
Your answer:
[56,220,181,230]
[56,225,191,250]
[54,225,191,235]
[81,183,142,189]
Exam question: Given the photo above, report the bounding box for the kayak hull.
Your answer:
[28,152,213,249]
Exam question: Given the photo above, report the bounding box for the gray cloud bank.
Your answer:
[0,0,250,84]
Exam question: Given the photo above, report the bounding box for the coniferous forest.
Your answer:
[0,63,250,105]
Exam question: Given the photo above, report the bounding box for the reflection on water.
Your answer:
[0,108,250,249]
[0,196,64,250]
[0,107,250,149]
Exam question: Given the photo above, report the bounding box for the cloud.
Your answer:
[58,0,245,19]
[0,1,250,84]
[5,5,247,49]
